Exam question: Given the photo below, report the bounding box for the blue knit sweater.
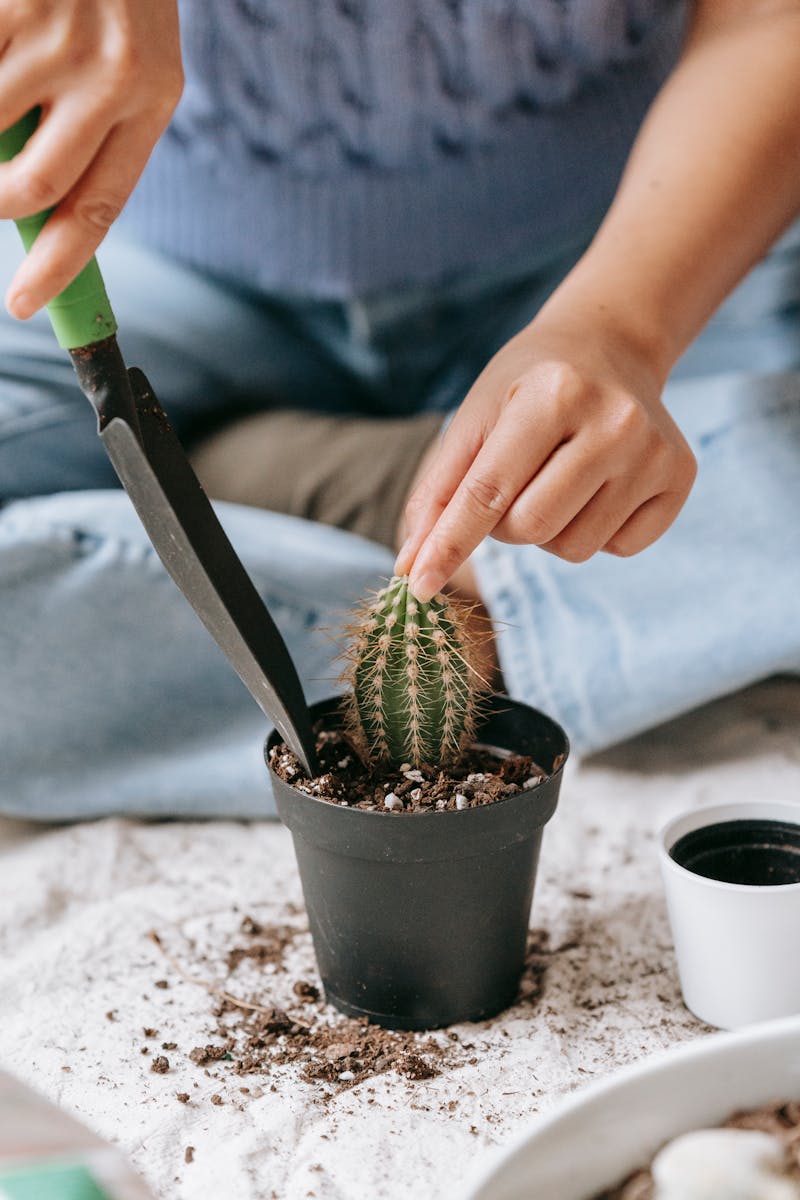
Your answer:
[121,1,687,298]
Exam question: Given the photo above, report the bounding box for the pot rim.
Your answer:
[265,691,569,822]
[659,801,800,894]
[266,759,566,821]
[265,692,568,862]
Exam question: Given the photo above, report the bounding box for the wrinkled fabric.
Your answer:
[0,222,798,817]
[120,2,687,295]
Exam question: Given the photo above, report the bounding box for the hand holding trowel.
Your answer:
[0,109,318,776]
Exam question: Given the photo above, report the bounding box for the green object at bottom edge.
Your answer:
[0,1161,112,1200]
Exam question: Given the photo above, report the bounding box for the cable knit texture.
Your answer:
[121,0,687,297]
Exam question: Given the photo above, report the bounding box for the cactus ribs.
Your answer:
[341,575,490,769]
[270,576,550,811]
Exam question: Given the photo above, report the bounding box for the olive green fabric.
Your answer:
[190,408,443,550]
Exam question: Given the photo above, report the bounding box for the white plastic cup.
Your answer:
[659,801,800,1030]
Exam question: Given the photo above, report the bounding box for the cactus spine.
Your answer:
[343,575,484,768]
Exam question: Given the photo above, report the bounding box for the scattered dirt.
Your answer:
[150,1055,170,1074]
[269,722,555,813]
[293,980,320,1002]
[226,923,299,972]
[595,1100,800,1198]
[148,916,552,1098]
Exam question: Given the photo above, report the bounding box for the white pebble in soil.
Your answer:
[279,754,298,778]
[403,770,424,783]
[383,793,404,811]
[454,794,469,811]
[652,1129,800,1200]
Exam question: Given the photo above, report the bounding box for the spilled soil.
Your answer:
[147,916,552,1098]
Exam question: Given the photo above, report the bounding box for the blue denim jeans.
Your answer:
[1,222,798,819]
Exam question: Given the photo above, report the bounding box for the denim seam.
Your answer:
[0,512,333,633]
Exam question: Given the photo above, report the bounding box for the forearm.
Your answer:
[544,0,800,378]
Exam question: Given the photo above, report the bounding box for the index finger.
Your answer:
[6,117,157,316]
[408,403,565,601]
[394,411,481,577]
[0,98,109,220]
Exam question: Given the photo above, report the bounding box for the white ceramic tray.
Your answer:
[460,1015,800,1200]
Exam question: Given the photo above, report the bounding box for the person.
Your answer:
[0,0,798,819]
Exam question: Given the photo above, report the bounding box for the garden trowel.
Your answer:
[0,110,318,776]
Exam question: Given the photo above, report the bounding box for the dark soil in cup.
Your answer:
[269,721,558,813]
[594,1100,800,1198]
[670,819,800,886]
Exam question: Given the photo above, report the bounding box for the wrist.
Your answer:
[528,274,675,405]
[536,258,680,388]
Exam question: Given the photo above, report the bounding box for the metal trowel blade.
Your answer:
[99,366,317,775]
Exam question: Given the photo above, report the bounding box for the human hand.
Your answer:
[395,301,697,602]
[0,0,183,319]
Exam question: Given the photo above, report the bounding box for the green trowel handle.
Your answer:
[0,109,117,349]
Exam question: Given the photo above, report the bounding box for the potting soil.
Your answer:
[270,725,553,812]
[145,917,551,1096]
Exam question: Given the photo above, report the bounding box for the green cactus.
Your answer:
[342,575,485,768]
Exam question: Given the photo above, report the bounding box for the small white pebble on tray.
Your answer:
[652,1129,799,1200]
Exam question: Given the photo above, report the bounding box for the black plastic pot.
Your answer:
[266,692,568,1030]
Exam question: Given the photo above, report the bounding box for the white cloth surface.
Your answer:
[1,678,799,1200]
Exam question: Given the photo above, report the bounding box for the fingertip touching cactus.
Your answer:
[342,575,487,768]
